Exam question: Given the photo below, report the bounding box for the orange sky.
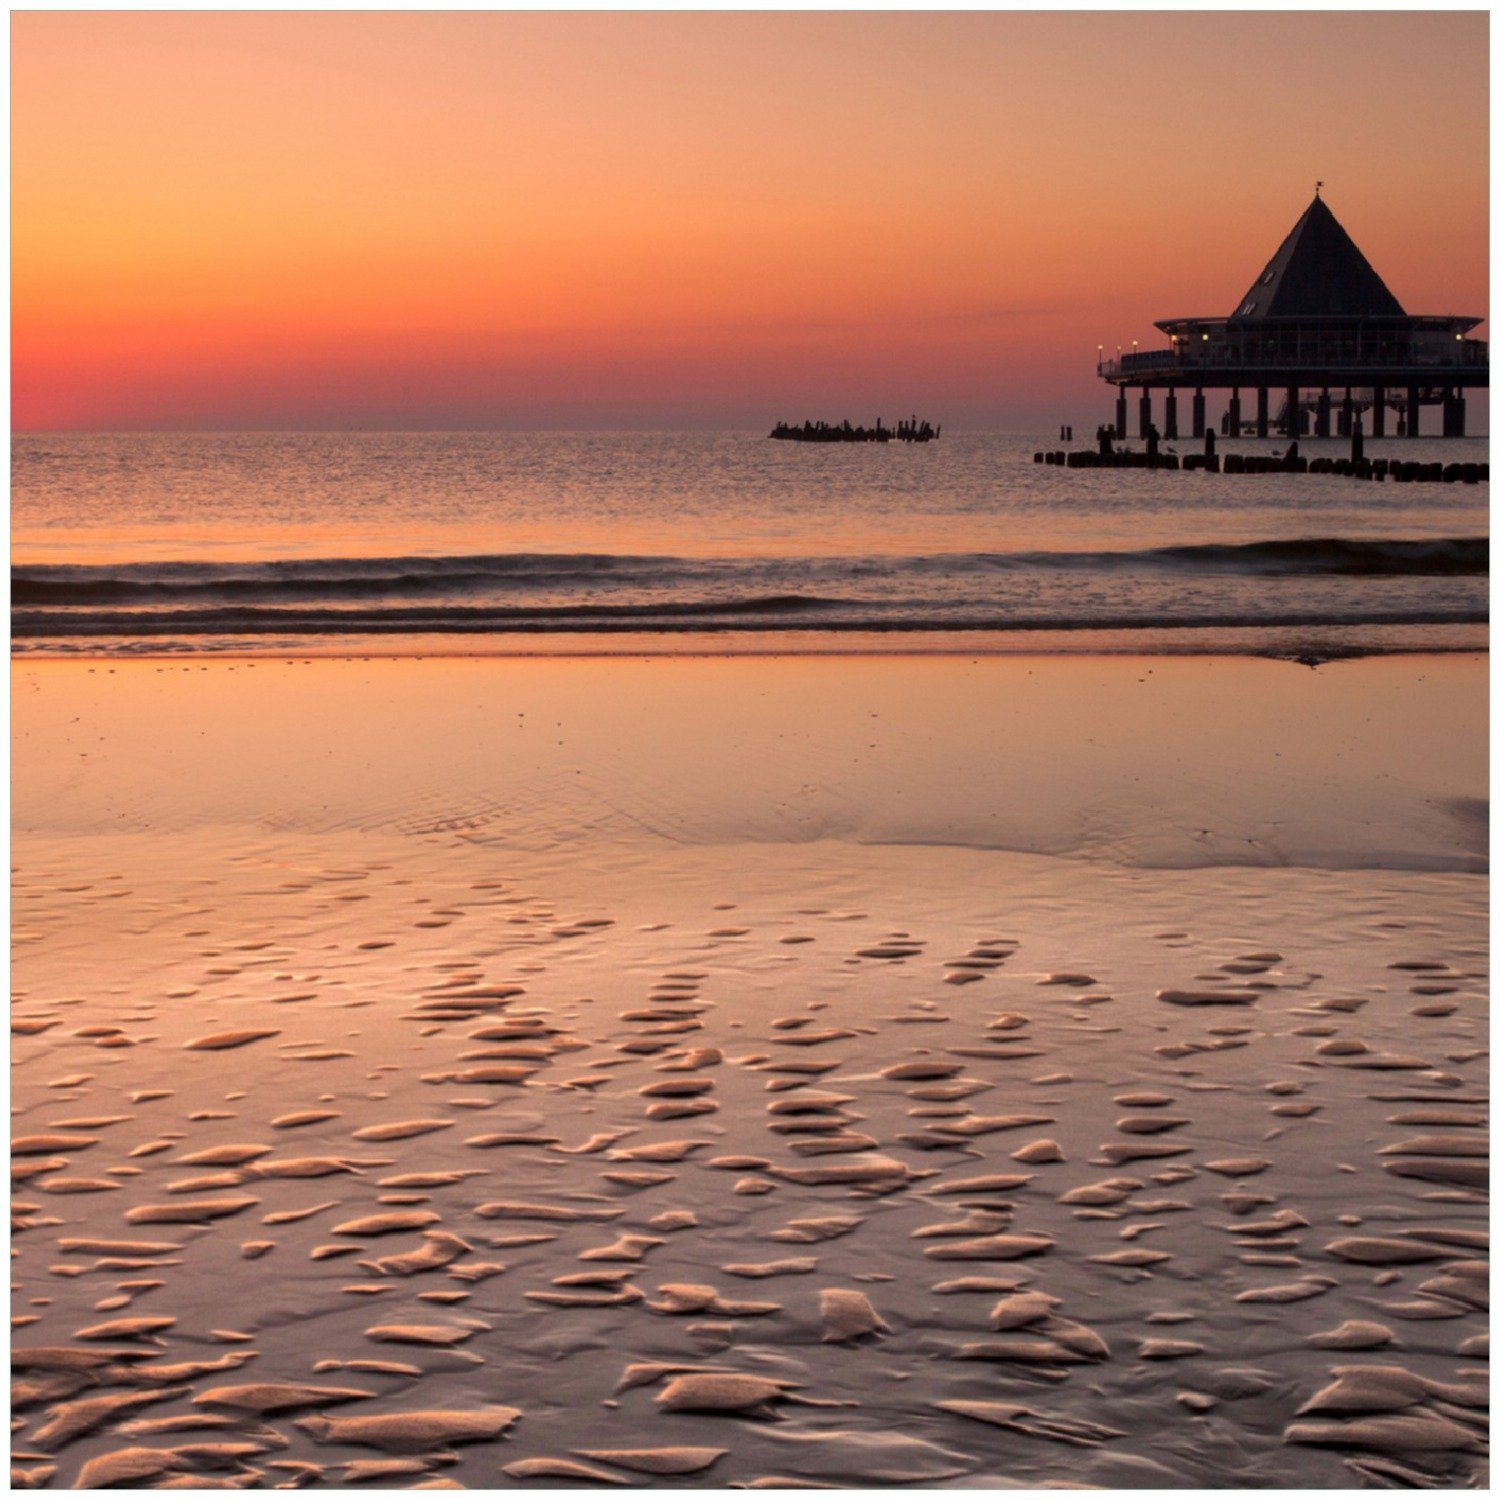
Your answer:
[12,11,1489,431]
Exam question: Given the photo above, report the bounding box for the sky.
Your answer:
[12,11,1490,431]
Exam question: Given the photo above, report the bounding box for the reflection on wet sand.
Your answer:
[12,654,1488,1488]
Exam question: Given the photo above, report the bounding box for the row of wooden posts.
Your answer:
[1036,448,1487,483]
[1036,420,1486,484]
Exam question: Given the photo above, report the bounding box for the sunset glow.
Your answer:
[13,11,1489,430]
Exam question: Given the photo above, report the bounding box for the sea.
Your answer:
[11,430,1488,658]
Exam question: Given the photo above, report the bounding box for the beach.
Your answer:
[11,7,1492,1490]
[12,650,1488,1488]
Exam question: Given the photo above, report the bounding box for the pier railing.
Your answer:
[1099,337,1488,382]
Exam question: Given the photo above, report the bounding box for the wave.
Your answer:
[1136,536,1488,576]
[13,604,1487,638]
[946,536,1488,576]
[10,552,689,606]
[12,536,1487,608]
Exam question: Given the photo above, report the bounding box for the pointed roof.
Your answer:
[1231,194,1406,320]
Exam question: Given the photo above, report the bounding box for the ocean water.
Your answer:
[11,430,1488,656]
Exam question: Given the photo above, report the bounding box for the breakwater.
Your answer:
[772,418,940,443]
[1037,450,1488,483]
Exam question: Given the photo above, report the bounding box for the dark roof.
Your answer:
[1231,195,1406,321]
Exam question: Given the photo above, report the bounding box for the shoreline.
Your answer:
[10,636,1490,663]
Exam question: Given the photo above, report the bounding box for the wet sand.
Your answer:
[12,653,1488,1488]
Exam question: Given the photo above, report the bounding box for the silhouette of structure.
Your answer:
[770,417,940,443]
[1098,190,1487,439]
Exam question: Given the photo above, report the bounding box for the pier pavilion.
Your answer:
[1097,192,1486,440]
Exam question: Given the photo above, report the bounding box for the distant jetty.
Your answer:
[1036,430,1487,484]
[770,417,940,443]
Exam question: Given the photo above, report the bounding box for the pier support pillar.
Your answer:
[1138,387,1152,439]
[1114,389,1128,440]
[1255,387,1269,439]
[1371,387,1386,438]
[1315,388,1331,438]
[1163,390,1178,440]
[1227,389,1241,438]
[1454,392,1466,437]
[1285,386,1299,438]
[1441,389,1465,437]
[1407,386,1421,438]
[1191,389,1205,439]
[1338,390,1354,438]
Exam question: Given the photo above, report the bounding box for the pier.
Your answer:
[1096,190,1487,440]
